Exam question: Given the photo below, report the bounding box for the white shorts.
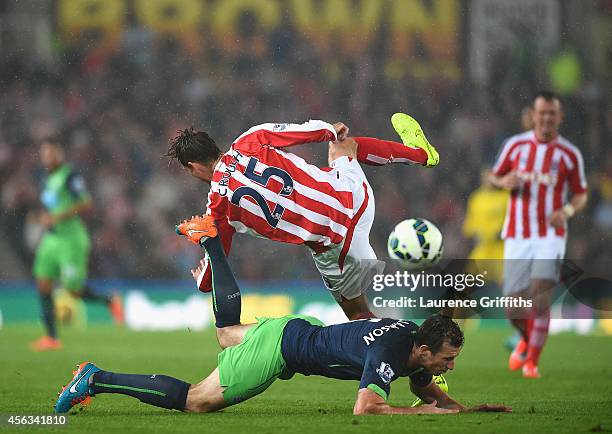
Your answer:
[502,236,566,295]
[311,157,385,302]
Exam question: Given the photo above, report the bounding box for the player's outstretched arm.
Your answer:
[233,120,339,151]
[410,382,511,413]
[353,388,459,415]
[410,380,467,411]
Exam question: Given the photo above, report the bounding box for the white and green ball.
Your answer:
[387,218,444,270]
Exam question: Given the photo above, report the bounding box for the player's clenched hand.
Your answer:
[548,209,567,228]
[190,258,206,280]
[500,172,521,190]
[417,401,459,414]
[466,404,512,413]
[191,258,208,291]
[333,122,349,141]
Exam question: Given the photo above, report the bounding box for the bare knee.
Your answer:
[505,290,530,319]
[216,324,250,349]
[185,370,227,413]
[530,279,555,292]
[185,394,220,413]
[186,402,215,413]
[529,279,555,314]
[338,294,374,320]
[506,305,527,320]
[328,138,358,165]
[216,327,234,349]
[186,401,217,413]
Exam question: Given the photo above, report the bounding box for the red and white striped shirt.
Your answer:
[196,120,356,292]
[493,131,587,239]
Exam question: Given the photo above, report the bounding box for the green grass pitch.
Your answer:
[1,325,611,433]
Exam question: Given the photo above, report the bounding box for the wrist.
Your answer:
[562,203,576,218]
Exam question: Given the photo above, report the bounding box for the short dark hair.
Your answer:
[166,128,221,166]
[415,315,464,353]
[533,90,560,105]
[39,136,63,148]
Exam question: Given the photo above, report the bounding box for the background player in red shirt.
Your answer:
[166,114,439,320]
[491,91,588,378]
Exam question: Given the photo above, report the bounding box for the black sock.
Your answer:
[40,294,56,338]
[201,236,241,328]
[91,371,190,411]
[81,285,112,304]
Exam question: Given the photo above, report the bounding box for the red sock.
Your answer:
[526,318,535,341]
[526,312,550,365]
[509,318,532,342]
[354,137,427,166]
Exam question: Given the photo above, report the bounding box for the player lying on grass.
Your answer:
[55,216,511,415]
[165,113,438,320]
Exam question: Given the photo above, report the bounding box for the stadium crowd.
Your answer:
[1,32,610,284]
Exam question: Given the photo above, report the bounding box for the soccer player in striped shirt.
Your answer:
[165,114,439,321]
[491,91,588,378]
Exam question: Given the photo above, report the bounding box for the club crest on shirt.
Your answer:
[517,170,558,186]
[272,123,289,131]
[376,362,394,384]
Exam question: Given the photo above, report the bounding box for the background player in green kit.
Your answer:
[31,139,124,352]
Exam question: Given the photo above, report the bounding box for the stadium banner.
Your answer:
[54,0,460,79]
[0,280,347,329]
[468,0,561,83]
[1,256,611,334]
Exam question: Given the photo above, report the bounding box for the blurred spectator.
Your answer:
[0,20,608,284]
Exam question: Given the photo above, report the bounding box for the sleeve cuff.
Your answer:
[366,384,388,401]
[491,167,505,177]
[308,119,337,141]
[328,125,338,141]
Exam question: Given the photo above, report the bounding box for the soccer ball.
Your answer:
[411,375,448,407]
[387,218,444,270]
